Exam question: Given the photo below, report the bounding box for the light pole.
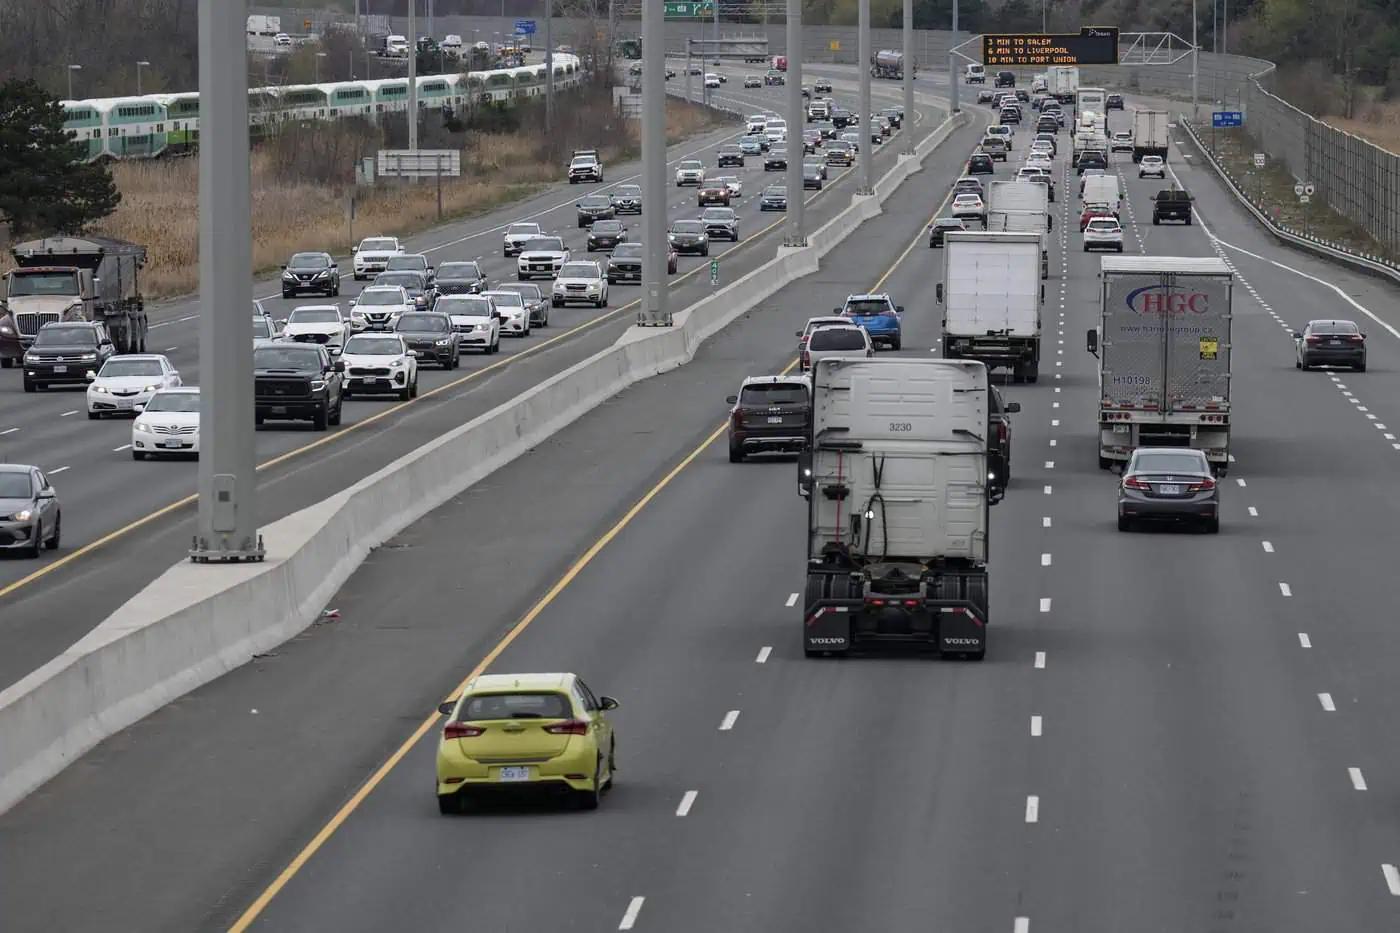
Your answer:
[136,60,150,95]
[194,0,260,563]
[1191,0,1199,122]
[1041,0,1046,32]
[66,63,81,100]
[857,0,872,194]
[315,51,327,83]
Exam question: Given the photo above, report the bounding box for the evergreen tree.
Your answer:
[0,79,120,238]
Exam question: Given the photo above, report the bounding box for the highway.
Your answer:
[0,69,942,691]
[8,76,1400,933]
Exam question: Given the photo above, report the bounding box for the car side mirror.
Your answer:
[407,349,419,358]
[276,318,288,327]
[936,283,944,304]
[1291,331,1302,339]
[797,448,814,498]
[333,360,345,372]
[281,264,287,270]
[896,305,905,315]
[133,403,146,413]
[1006,401,1021,413]
[85,372,97,382]
[437,700,456,715]
[1086,328,1099,356]
[599,696,620,711]
[38,488,56,500]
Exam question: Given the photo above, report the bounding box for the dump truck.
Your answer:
[0,236,148,366]
[1087,256,1234,473]
[799,357,995,660]
[936,231,1044,383]
[985,180,1052,280]
[1131,109,1170,162]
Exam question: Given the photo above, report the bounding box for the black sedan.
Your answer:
[668,220,710,256]
[586,219,628,252]
[928,217,967,247]
[1117,448,1220,533]
[1295,319,1366,371]
[434,261,488,295]
[0,463,61,557]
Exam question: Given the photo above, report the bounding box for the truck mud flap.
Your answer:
[927,600,987,655]
[803,598,859,653]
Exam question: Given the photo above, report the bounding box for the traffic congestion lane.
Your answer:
[0,109,991,933]
[0,95,952,683]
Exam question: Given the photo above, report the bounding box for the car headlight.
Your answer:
[13,509,33,522]
[434,338,451,346]
[0,324,14,335]
[23,353,35,363]
[79,352,97,360]
[143,383,161,392]
[282,270,297,280]
[310,380,327,392]
[91,385,109,394]
[134,421,152,433]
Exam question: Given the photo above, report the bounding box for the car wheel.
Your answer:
[46,514,61,550]
[1117,515,1132,532]
[132,450,146,461]
[328,399,343,426]
[729,439,745,463]
[22,377,35,393]
[891,337,902,351]
[438,793,464,815]
[282,290,292,299]
[575,759,603,811]
[1295,356,1302,369]
[552,298,562,307]
[1357,360,1367,372]
[517,272,527,281]
[313,407,328,431]
[88,411,100,420]
[28,522,43,559]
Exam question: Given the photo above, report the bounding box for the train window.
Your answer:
[156,123,163,132]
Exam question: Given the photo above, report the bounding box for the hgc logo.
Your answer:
[1125,284,1209,315]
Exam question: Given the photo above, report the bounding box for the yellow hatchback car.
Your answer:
[435,672,619,814]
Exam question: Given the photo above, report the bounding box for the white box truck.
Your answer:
[1087,256,1234,472]
[986,180,1053,280]
[1131,109,1170,162]
[1047,65,1079,103]
[799,357,994,659]
[937,231,1044,383]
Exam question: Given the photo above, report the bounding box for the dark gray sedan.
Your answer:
[1117,448,1219,533]
[0,463,61,557]
[1294,319,1366,371]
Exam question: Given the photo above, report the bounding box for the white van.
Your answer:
[966,63,985,84]
[1081,174,1123,209]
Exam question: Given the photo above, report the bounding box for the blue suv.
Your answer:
[837,294,903,350]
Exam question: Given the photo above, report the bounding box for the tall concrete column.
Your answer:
[1191,0,1199,122]
[948,0,959,113]
[783,0,804,245]
[408,0,418,150]
[857,0,872,193]
[544,0,554,132]
[193,0,261,562]
[902,0,913,154]
[640,0,669,325]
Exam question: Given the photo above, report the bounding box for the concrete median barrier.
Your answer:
[0,105,967,816]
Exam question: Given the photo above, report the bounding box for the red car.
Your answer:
[1080,202,1117,232]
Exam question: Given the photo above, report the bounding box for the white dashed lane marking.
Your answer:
[785,592,798,607]
[1298,633,1312,648]
[1034,651,1046,669]
[1279,582,1292,597]
[1350,768,1368,791]
[719,710,740,731]
[676,790,698,816]
[619,896,646,930]
[1030,715,1043,737]
[1319,693,1337,712]
[755,646,772,664]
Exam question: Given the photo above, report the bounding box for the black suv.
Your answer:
[1076,150,1108,174]
[281,251,341,298]
[717,144,745,167]
[726,376,811,462]
[576,194,615,227]
[395,311,459,368]
[587,219,628,252]
[995,70,1015,87]
[968,152,994,175]
[253,342,344,430]
[987,385,1020,496]
[434,261,489,295]
[1106,93,1124,110]
[22,322,116,392]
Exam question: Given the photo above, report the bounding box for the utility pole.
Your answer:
[408,0,418,150]
[857,0,872,194]
[1222,0,1228,56]
[193,0,260,563]
[902,0,913,155]
[66,64,81,100]
[641,0,668,325]
[545,0,554,133]
[136,60,150,95]
[783,0,804,246]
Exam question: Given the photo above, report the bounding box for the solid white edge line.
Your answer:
[719,710,740,731]
[1349,767,1368,791]
[676,790,698,816]
[755,646,772,663]
[619,896,646,930]
[48,466,70,474]
[1384,864,1400,896]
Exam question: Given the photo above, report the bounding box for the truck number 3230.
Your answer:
[888,422,913,432]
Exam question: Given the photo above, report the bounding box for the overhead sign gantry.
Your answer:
[982,27,1120,66]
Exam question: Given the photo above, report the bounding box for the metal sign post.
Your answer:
[709,258,720,286]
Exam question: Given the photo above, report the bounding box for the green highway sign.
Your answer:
[665,1,715,16]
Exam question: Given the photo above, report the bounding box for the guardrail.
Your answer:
[1179,118,1400,285]
[0,93,968,816]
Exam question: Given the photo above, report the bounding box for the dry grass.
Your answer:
[52,96,734,299]
[1322,103,1400,155]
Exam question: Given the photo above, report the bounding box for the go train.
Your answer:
[61,54,582,161]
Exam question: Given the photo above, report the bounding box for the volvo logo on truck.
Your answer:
[1125,285,1210,315]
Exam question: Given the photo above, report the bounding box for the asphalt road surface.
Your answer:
[7,76,1400,933]
[0,69,942,691]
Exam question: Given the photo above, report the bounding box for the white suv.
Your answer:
[352,236,404,280]
[551,260,609,308]
[1139,155,1167,179]
[1083,217,1124,252]
[674,160,705,186]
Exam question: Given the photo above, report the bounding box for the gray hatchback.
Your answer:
[1117,447,1219,533]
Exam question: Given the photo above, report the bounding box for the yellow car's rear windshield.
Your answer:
[462,692,570,720]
